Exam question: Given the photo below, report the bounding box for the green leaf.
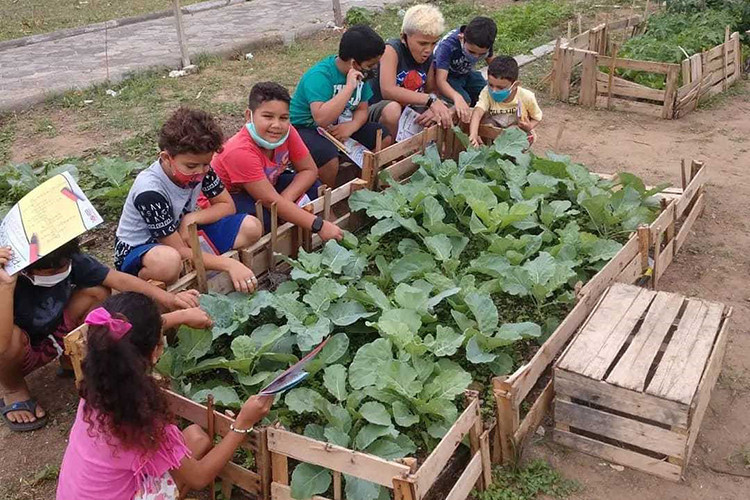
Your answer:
[324,426,351,447]
[323,402,353,433]
[297,317,333,352]
[365,434,417,460]
[325,300,374,326]
[451,310,477,333]
[322,240,355,273]
[423,325,464,357]
[286,388,326,414]
[323,364,348,401]
[369,218,401,241]
[488,353,514,375]
[392,401,419,427]
[393,283,430,312]
[426,287,461,310]
[469,254,512,278]
[230,336,256,361]
[586,238,623,261]
[199,294,238,338]
[175,327,212,360]
[423,366,472,400]
[421,195,446,226]
[424,234,453,262]
[378,360,422,397]
[360,401,392,426]
[362,281,392,310]
[493,127,529,159]
[344,476,382,500]
[464,292,499,333]
[291,463,331,500]
[192,385,241,408]
[354,424,397,450]
[303,277,347,314]
[304,423,326,441]
[466,336,497,364]
[374,308,422,349]
[318,333,349,364]
[349,339,392,389]
[389,252,436,283]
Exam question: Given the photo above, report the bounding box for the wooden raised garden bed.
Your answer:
[64,124,709,498]
[554,283,732,481]
[549,15,743,118]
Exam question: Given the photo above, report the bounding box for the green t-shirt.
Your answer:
[290,55,374,128]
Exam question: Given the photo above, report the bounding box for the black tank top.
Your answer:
[370,38,434,103]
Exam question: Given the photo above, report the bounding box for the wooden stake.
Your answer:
[722,26,730,91]
[206,395,216,500]
[554,121,566,150]
[269,202,278,271]
[392,478,417,500]
[333,471,342,500]
[680,159,687,190]
[331,0,343,26]
[567,21,572,41]
[607,44,619,110]
[323,187,332,221]
[172,0,191,68]
[577,14,582,35]
[375,128,383,153]
[255,200,265,234]
[493,379,519,465]
[187,223,208,293]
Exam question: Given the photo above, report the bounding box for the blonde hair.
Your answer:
[401,4,445,37]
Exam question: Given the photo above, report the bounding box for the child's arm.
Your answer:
[171,395,273,490]
[435,68,470,123]
[279,154,318,202]
[162,307,211,331]
[310,68,362,128]
[178,189,236,242]
[518,118,540,132]
[328,101,368,142]
[0,247,17,354]
[469,107,486,147]
[102,270,201,311]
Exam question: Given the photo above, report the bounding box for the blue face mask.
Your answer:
[246,113,289,150]
[490,84,515,103]
[461,43,482,64]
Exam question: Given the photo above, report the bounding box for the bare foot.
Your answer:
[2,389,45,424]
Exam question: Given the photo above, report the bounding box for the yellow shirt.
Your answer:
[476,86,543,127]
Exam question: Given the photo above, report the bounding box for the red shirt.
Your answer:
[212,125,309,193]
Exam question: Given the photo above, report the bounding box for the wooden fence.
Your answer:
[550,15,743,119]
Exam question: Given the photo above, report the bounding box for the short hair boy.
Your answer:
[211,82,343,242]
[115,107,261,292]
[434,16,497,123]
[469,56,543,148]
[369,4,453,136]
[0,240,199,431]
[290,25,393,187]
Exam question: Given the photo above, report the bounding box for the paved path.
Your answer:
[0,0,403,111]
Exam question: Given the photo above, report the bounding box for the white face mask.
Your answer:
[25,263,72,287]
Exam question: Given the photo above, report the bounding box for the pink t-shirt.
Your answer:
[57,399,190,500]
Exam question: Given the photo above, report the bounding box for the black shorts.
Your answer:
[297,122,391,167]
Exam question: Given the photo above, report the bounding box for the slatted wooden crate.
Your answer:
[553,283,732,481]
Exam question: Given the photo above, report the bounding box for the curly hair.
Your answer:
[80,292,171,452]
[158,107,224,156]
[248,81,291,110]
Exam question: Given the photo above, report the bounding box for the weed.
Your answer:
[698,80,750,110]
[31,463,60,485]
[0,115,14,164]
[34,117,58,138]
[726,445,750,469]
[475,460,580,500]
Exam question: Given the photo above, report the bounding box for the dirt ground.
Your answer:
[2,82,749,500]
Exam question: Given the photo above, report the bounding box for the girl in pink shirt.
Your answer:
[56,292,272,500]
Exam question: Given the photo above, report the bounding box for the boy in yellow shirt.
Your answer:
[469,56,542,147]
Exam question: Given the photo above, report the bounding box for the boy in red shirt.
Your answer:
[211,82,343,241]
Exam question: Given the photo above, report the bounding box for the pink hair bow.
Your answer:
[85,307,132,340]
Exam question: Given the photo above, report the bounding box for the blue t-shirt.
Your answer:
[290,55,374,128]
[434,26,493,77]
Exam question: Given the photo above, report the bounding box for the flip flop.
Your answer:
[0,398,48,432]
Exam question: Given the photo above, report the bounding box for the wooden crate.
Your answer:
[553,283,732,481]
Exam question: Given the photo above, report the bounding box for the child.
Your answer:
[210,82,343,242]
[469,56,543,148]
[0,241,199,432]
[368,4,454,137]
[56,292,272,500]
[434,16,497,123]
[115,107,261,293]
[290,24,393,187]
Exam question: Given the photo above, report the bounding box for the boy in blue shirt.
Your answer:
[290,25,393,187]
[434,16,497,123]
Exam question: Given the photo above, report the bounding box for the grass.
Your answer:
[474,460,580,500]
[0,0,205,41]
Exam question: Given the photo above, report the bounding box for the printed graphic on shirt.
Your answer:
[333,82,365,121]
[200,168,224,199]
[397,69,427,92]
[265,150,291,185]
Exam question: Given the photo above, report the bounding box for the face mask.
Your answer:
[359,67,376,81]
[490,84,515,103]
[461,43,482,64]
[168,159,205,188]
[246,113,290,150]
[25,263,72,287]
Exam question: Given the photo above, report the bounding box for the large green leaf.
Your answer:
[297,317,332,352]
[464,292,499,333]
[344,476,382,500]
[392,401,419,427]
[303,277,347,314]
[323,364,348,401]
[286,388,326,414]
[322,240,356,274]
[325,300,374,326]
[493,126,529,159]
[192,385,241,408]
[362,281,392,310]
[175,327,212,360]
[393,284,429,312]
[317,333,349,364]
[291,463,331,500]
[324,426,351,447]
[359,401,392,426]
[389,252,436,282]
[377,360,422,397]
[354,424,397,450]
[349,339,392,389]
[365,434,417,460]
[423,365,472,400]
[423,325,464,357]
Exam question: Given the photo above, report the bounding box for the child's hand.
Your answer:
[178,307,213,329]
[346,68,364,89]
[470,134,483,148]
[319,220,343,242]
[0,247,17,287]
[454,96,471,124]
[236,395,274,430]
[329,122,356,142]
[518,118,531,133]
[173,289,201,310]
[178,212,200,243]
[226,259,257,294]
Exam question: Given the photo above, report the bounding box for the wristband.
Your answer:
[311,215,324,233]
[425,93,436,109]
[230,423,253,434]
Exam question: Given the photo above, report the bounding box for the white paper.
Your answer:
[396,106,424,142]
[317,127,368,169]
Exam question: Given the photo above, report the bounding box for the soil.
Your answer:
[2,80,749,500]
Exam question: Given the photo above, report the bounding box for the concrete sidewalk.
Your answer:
[0,0,403,111]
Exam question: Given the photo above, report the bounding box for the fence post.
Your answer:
[662,65,679,119]
[332,0,344,26]
[579,51,598,107]
[172,0,191,68]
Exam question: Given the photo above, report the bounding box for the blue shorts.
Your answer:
[119,214,247,276]
[232,171,321,232]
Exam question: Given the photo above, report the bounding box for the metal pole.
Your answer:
[173,0,191,68]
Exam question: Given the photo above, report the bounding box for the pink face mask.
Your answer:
[172,167,205,188]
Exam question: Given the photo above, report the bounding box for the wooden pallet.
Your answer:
[554,283,732,480]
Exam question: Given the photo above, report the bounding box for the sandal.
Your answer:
[1,398,48,432]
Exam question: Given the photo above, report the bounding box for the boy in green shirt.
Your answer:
[290,25,393,187]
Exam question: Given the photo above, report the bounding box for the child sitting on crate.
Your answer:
[56,292,272,500]
[0,240,201,433]
[434,16,497,123]
[469,56,543,148]
[115,107,261,293]
[210,82,343,242]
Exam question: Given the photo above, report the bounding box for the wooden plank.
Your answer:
[684,309,731,463]
[662,65,679,119]
[444,452,482,500]
[384,154,418,183]
[681,58,691,87]
[606,44,619,109]
[558,283,649,377]
[479,430,492,488]
[554,429,683,481]
[393,478,417,500]
[555,369,689,427]
[578,235,639,300]
[558,48,575,101]
[375,126,436,165]
[649,202,675,240]
[188,223,208,293]
[655,239,675,282]
[493,378,518,464]
[271,482,331,500]
[606,292,685,391]
[597,55,677,74]
[267,428,409,487]
[513,381,553,449]
[579,50,598,106]
[219,461,261,494]
[676,165,707,218]
[555,399,686,458]
[416,400,479,494]
[675,193,705,253]
[272,452,289,485]
[596,76,666,101]
[607,15,643,31]
[648,300,724,404]
[615,255,642,285]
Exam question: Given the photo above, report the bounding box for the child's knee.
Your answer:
[236,216,263,248]
[0,326,26,363]
[382,101,402,124]
[142,245,183,283]
[183,424,212,458]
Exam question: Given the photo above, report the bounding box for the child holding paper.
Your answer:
[469,56,542,148]
[57,292,272,500]
[0,240,201,432]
